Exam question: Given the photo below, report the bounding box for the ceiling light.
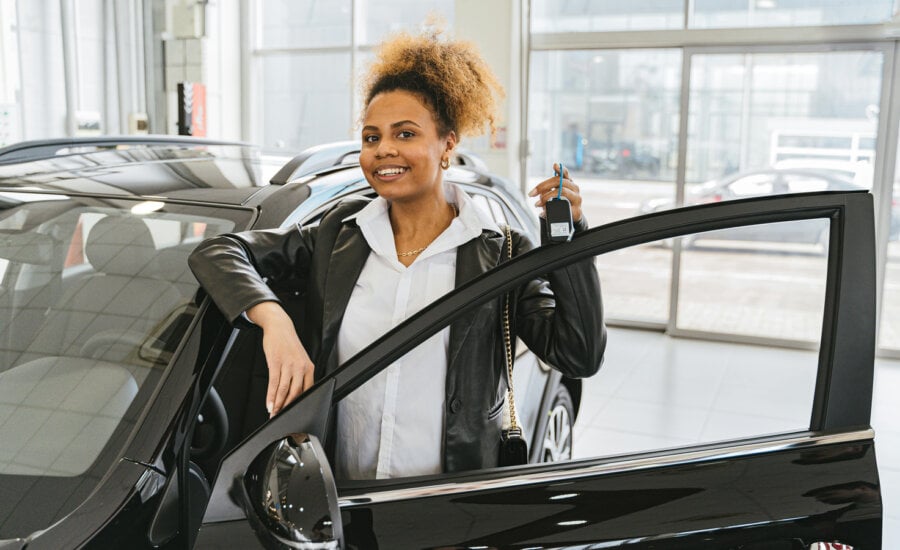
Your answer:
[131,201,165,215]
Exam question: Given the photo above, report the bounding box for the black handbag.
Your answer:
[498,225,529,467]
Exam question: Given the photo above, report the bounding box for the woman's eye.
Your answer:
[363,135,379,143]
[398,130,415,139]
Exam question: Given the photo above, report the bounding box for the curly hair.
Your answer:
[361,28,505,139]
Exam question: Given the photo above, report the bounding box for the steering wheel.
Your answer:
[190,387,229,461]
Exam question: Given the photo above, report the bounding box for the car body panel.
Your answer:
[335,434,879,549]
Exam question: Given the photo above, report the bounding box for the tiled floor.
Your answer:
[572,327,899,546]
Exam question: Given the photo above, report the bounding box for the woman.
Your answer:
[188,29,606,478]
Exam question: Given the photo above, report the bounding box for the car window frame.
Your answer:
[203,190,876,525]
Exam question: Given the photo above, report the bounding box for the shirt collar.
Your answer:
[347,182,502,263]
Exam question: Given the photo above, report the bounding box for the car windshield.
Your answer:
[0,191,249,539]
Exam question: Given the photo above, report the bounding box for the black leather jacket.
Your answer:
[188,196,606,472]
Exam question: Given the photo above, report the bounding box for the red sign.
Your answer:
[177,82,207,137]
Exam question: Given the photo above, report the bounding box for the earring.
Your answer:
[441,157,450,170]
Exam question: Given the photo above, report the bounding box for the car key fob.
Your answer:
[546,164,574,243]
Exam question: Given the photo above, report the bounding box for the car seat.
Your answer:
[18,214,187,365]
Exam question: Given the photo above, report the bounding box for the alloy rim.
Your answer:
[542,403,572,462]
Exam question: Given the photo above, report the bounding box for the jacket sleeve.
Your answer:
[514,217,606,379]
[188,223,316,324]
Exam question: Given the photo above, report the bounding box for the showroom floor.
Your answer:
[572,327,899,546]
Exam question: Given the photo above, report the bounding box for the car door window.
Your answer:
[330,220,829,487]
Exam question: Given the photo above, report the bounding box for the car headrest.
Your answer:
[85,215,158,276]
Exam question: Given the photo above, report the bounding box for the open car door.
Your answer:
[197,190,880,549]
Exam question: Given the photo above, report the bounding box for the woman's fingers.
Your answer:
[267,357,314,418]
[531,180,581,206]
[266,366,281,416]
[262,331,315,417]
[271,366,293,416]
[528,167,584,222]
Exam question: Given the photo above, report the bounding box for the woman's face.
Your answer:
[359,90,456,204]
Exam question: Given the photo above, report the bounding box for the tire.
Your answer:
[540,385,575,462]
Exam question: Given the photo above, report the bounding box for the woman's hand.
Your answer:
[247,301,315,418]
[528,163,583,222]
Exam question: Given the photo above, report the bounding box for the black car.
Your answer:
[0,137,882,549]
[0,136,576,545]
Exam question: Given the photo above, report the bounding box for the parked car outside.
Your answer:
[0,137,882,549]
[641,165,900,249]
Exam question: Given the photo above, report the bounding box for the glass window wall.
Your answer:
[689,0,893,28]
[530,46,886,336]
[528,49,682,323]
[357,0,454,47]
[673,49,883,340]
[258,0,351,49]
[260,53,352,151]
[879,131,900,352]
[530,0,894,31]
[686,51,882,192]
[252,0,453,150]
[531,0,684,32]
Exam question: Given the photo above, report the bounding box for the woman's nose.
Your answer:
[375,139,397,158]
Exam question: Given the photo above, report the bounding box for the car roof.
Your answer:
[0,139,289,204]
[0,137,521,213]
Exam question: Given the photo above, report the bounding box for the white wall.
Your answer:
[453,0,522,183]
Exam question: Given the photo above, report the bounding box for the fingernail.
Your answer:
[528,188,537,196]
[267,401,273,414]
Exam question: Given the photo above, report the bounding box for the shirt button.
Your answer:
[449,398,462,413]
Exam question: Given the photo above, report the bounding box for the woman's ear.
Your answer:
[445,131,458,155]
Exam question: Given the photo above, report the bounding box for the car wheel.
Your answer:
[540,385,574,462]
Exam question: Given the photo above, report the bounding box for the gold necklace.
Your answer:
[396,203,458,257]
[397,245,428,257]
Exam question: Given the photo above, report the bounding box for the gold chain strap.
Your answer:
[503,224,519,431]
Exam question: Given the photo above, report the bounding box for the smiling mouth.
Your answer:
[376,167,407,176]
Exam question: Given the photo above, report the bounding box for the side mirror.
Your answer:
[239,433,343,549]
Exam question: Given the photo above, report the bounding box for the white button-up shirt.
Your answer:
[334,183,500,480]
